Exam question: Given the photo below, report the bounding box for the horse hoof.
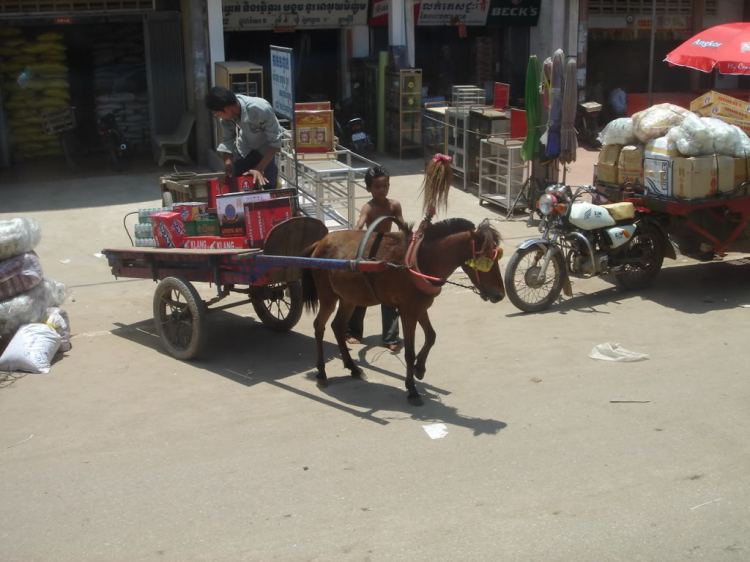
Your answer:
[414,366,426,381]
[316,376,328,389]
[408,394,424,406]
[351,368,367,380]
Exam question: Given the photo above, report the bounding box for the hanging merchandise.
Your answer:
[559,58,578,164]
[520,55,541,162]
[543,49,565,161]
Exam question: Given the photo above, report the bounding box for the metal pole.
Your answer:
[647,0,656,107]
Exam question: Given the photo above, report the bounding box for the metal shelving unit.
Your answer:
[385,68,422,158]
[478,137,529,218]
[278,130,374,230]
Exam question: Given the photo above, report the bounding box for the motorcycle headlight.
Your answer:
[538,194,555,216]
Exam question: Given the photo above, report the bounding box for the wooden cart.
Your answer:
[103,217,387,359]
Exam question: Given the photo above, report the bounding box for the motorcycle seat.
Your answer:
[601,202,635,221]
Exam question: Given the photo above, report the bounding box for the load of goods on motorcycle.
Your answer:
[507,90,750,313]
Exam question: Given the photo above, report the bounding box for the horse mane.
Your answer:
[423,218,501,252]
[419,158,452,215]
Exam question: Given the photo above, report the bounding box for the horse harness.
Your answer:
[353,212,501,301]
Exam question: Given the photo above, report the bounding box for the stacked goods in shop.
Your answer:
[92,24,150,150]
[0,28,70,161]
[595,99,750,200]
[0,218,69,375]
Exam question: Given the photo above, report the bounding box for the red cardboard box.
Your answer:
[216,187,298,238]
[183,236,247,250]
[171,202,208,222]
[244,197,293,248]
[208,179,231,209]
[152,211,187,248]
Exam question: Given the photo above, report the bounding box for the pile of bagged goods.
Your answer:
[136,179,297,251]
[597,91,750,200]
[0,218,70,375]
[0,27,70,161]
[92,24,150,150]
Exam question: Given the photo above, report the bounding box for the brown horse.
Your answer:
[300,159,505,405]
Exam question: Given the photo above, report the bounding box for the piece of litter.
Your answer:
[422,423,448,439]
[610,400,650,403]
[93,253,104,259]
[691,498,722,510]
[589,342,649,362]
[530,377,542,383]
[740,304,750,308]
[6,434,33,449]
[60,259,71,265]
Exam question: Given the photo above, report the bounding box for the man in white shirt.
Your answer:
[207,86,283,189]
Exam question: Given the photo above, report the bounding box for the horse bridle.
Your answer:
[465,237,503,297]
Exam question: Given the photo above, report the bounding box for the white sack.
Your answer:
[0,323,61,374]
[0,217,42,260]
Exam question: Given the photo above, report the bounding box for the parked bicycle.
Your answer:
[41,105,80,173]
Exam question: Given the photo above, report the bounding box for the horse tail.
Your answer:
[300,242,318,313]
[419,156,453,216]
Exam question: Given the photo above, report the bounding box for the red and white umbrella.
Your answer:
[665,22,750,75]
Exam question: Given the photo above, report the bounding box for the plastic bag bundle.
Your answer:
[0,252,43,301]
[45,307,71,352]
[597,118,636,146]
[631,103,691,143]
[0,217,42,260]
[0,323,61,374]
[667,114,750,158]
[0,278,68,337]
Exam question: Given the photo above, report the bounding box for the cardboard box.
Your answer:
[597,144,622,184]
[243,198,293,248]
[618,145,645,186]
[171,202,208,222]
[217,192,273,237]
[673,155,734,199]
[643,137,680,197]
[707,114,750,136]
[733,157,749,187]
[690,91,750,113]
[151,211,187,248]
[194,219,220,236]
[183,236,247,250]
[644,158,673,198]
[695,102,750,122]
[217,188,297,237]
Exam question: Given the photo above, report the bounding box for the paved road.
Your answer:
[1,151,749,562]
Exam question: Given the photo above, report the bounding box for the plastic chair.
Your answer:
[155,112,195,167]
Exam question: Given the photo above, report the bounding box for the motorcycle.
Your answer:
[98,110,130,172]
[505,184,675,313]
[334,97,374,157]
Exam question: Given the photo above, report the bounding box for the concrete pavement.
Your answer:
[1,146,749,562]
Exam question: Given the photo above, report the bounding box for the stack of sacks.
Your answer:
[0,218,68,348]
[597,102,750,199]
[92,24,150,150]
[1,29,69,160]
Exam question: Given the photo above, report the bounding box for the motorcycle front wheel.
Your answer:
[505,245,566,313]
[615,224,664,290]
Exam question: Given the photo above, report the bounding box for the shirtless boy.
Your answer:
[346,166,404,351]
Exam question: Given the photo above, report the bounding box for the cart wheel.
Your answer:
[153,277,208,359]
[162,191,174,208]
[251,281,303,332]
